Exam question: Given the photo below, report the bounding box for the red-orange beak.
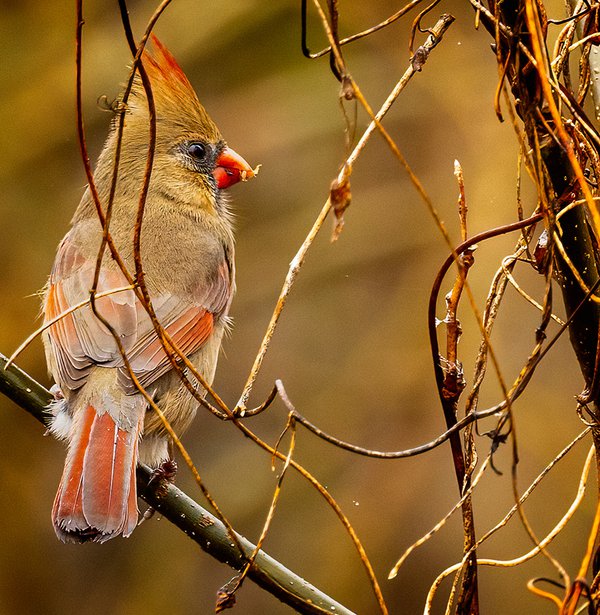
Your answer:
[213,146,255,190]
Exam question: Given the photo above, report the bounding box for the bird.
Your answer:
[42,35,255,543]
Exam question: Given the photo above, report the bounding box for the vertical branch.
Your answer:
[438,163,479,614]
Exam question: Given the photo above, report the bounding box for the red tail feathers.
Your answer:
[52,405,142,543]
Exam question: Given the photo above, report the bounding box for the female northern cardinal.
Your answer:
[42,36,254,543]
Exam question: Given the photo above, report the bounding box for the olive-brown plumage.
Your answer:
[43,37,254,543]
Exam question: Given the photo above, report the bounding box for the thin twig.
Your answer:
[301,0,426,59]
[221,416,297,608]
[392,429,590,587]
[388,455,492,580]
[424,444,596,613]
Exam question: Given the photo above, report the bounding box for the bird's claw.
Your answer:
[149,459,178,484]
[50,384,64,400]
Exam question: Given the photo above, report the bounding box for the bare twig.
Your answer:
[392,429,590,588]
[219,417,297,609]
[301,0,425,59]
[424,444,596,613]
[438,162,478,613]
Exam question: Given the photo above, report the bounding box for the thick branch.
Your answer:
[0,353,355,615]
[543,144,600,387]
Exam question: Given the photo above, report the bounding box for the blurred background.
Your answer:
[0,0,594,613]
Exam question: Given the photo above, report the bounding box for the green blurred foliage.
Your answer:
[0,1,593,613]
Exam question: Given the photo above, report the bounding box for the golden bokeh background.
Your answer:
[0,1,594,613]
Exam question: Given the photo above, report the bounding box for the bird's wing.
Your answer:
[120,256,232,391]
[44,232,232,394]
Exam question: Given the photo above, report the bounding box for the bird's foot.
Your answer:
[139,460,178,525]
[149,459,178,485]
[49,384,64,400]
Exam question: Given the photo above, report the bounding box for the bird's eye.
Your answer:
[188,142,207,161]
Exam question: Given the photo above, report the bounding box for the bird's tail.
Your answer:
[52,401,143,543]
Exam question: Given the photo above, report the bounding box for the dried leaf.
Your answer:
[411,45,429,72]
[215,589,236,613]
[330,176,351,242]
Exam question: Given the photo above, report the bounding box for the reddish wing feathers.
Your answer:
[125,308,214,391]
[44,235,231,394]
[44,236,138,390]
[46,235,228,542]
[45,283,90,390]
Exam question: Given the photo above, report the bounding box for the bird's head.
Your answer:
[109,35,255,214]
